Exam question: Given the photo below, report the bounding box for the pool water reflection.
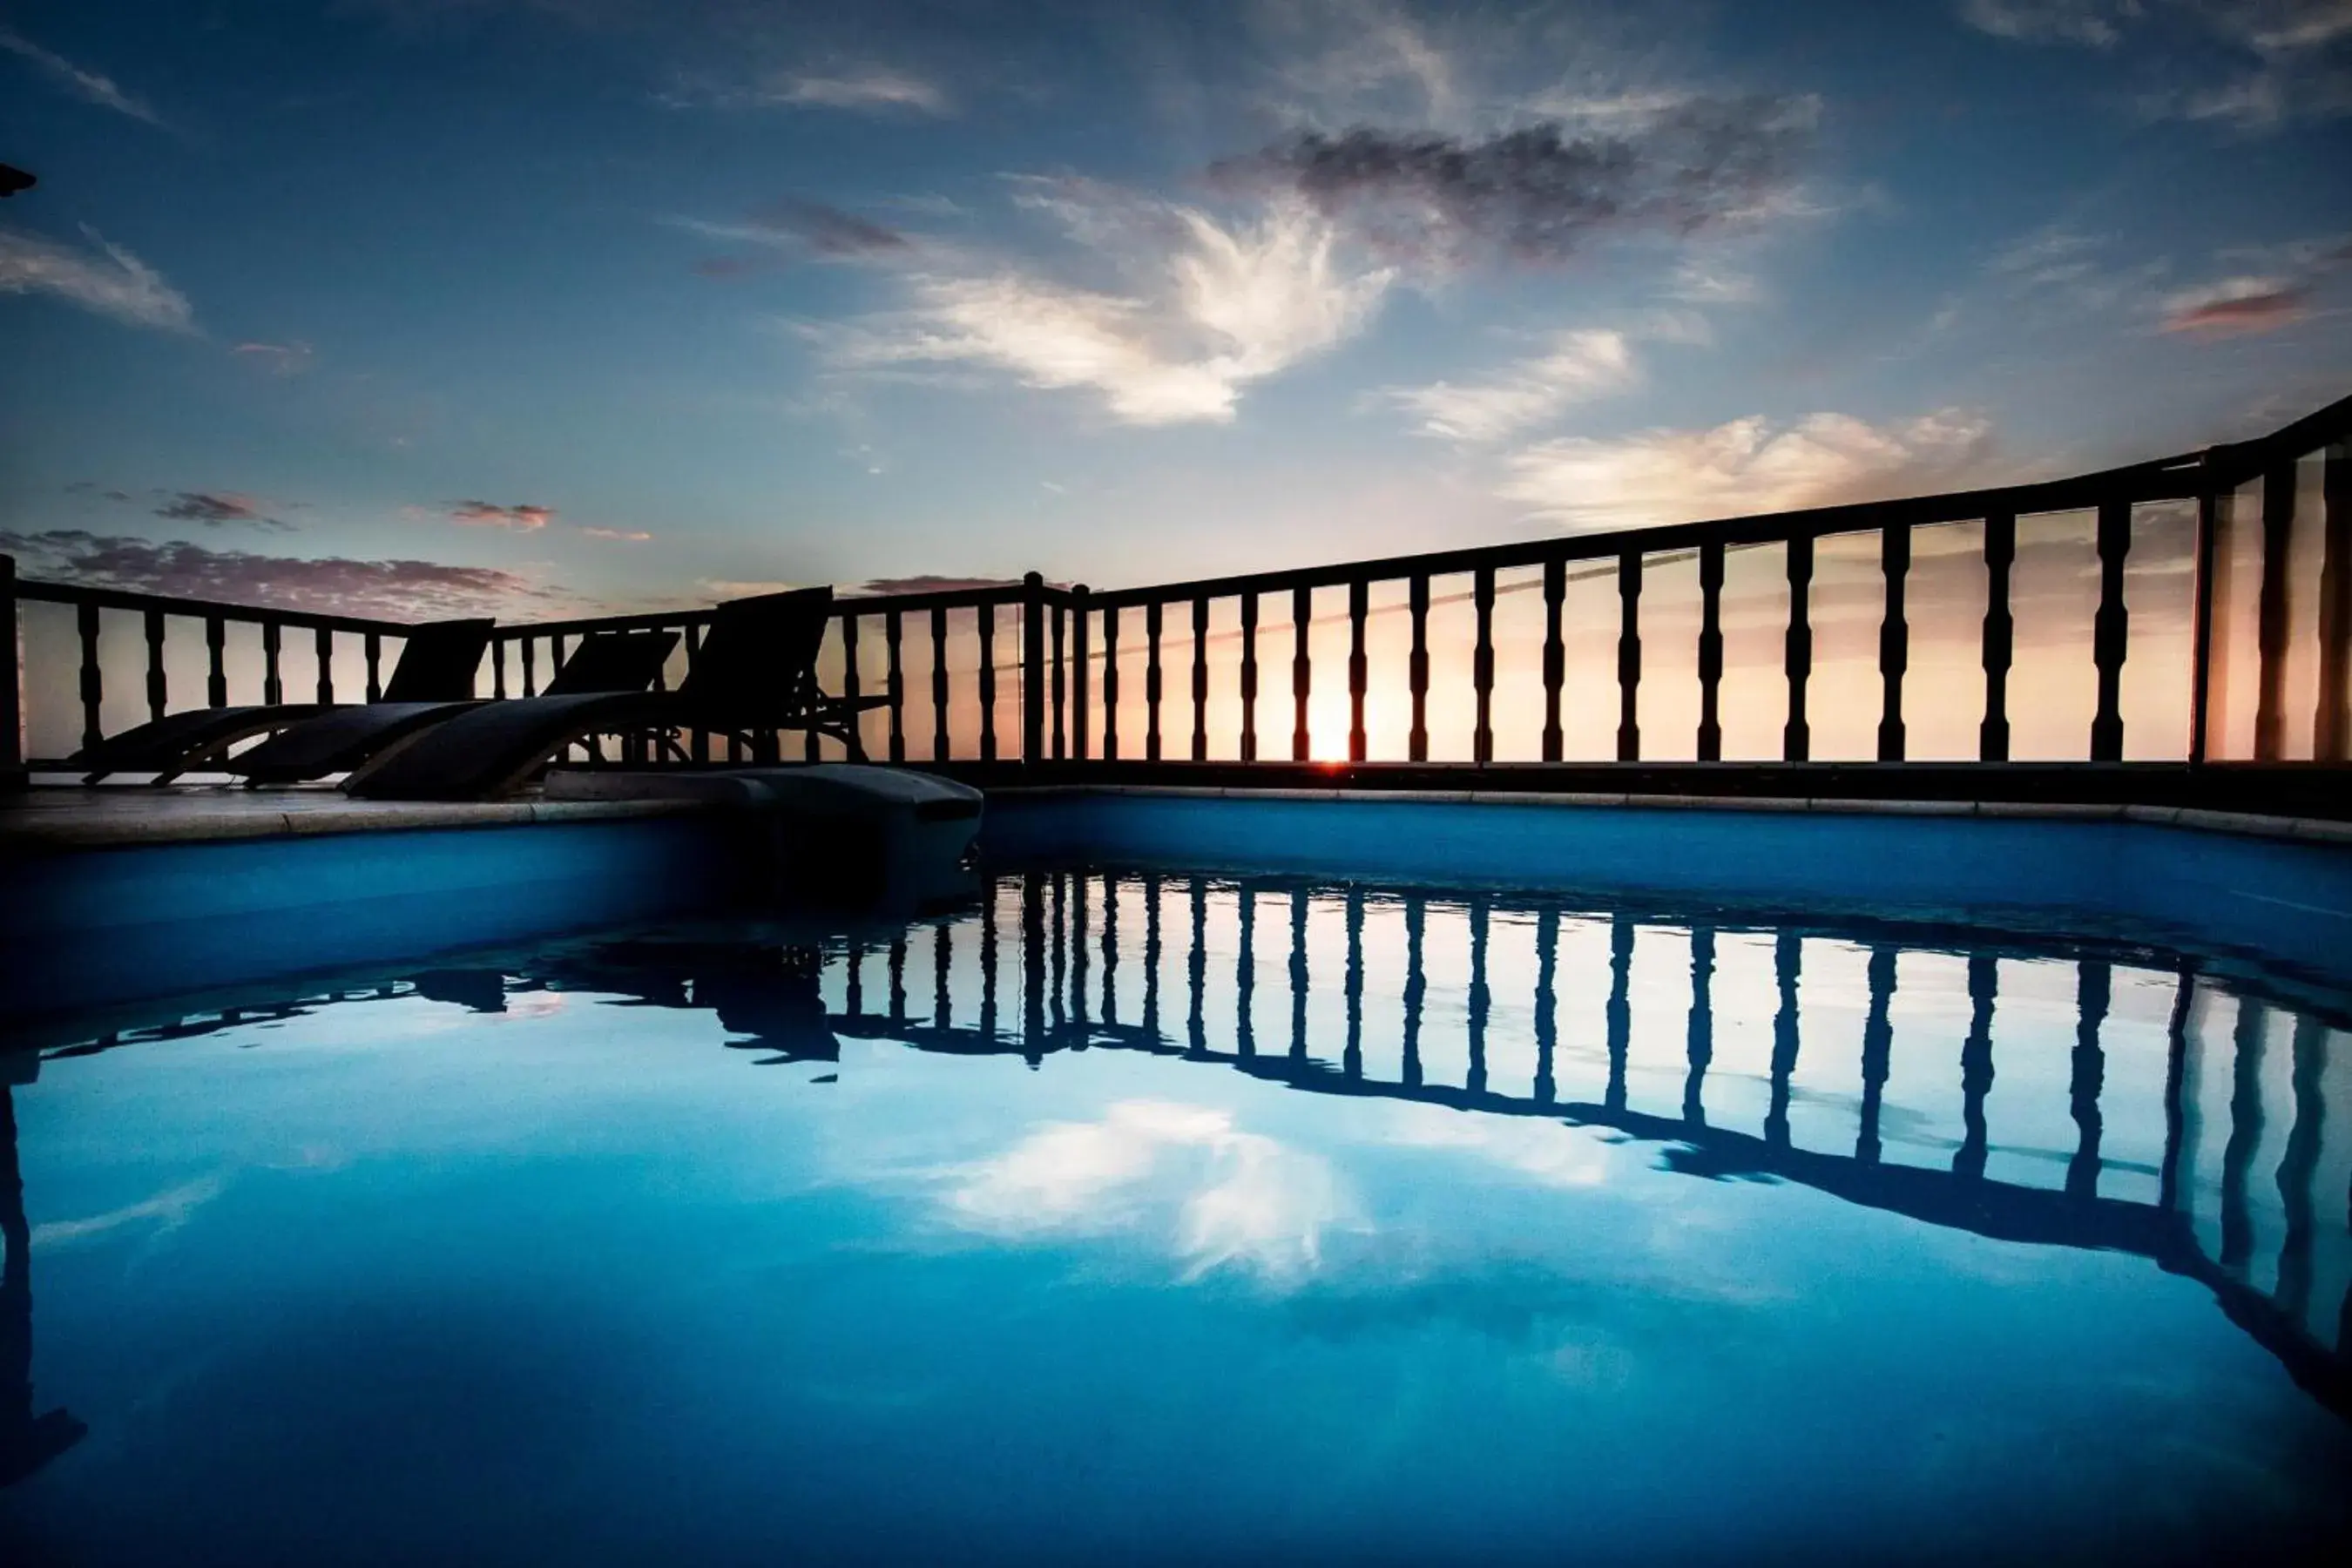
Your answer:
[2,869,2349,1565]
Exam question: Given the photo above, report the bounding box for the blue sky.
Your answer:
[1,0,2347,619]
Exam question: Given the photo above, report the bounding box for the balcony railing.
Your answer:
[7,390,2348,797]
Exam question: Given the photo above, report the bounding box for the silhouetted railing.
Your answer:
[7,390,2348,785]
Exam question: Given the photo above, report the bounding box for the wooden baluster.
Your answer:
[2314,443,2349,760]
[1071,588,1089,762]
[486,636,502,701]
[145,609,167,722]
[1472,565,1495,764]
[1408,573,1429,761]
[1050,594,1065,762]
[1348,579,1369,763]
[803,616,824,760]
[2187,480,2226,765]
[930,605,950,760]
[521,637,537,698]
[686,624,709,762]
[1190,596,1209,762]
[840,613,862,762]
[77,602,103,750]
[1697,542,1724,761]
[315,625,335,705]
[1616,548,1641,761]
[886,611,906,764]
[1,554,20,781]
[2091,498,2131,761]
[1103,604,1121,761]
[1291,585,1312,762]
[1239,590,1259,762]
[978,600,998,763]
[1145,601,1164,761]
[2254,460,2295,760]
[1784,535,1813,761]
[261,620,282,706]
[1542,558,1565,762]
[1877,523,1909,761]
[206,615,227,707]
[1981,511,2015,761]
[1023,573,1046,767]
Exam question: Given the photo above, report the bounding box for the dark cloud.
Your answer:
[153,490,294,530]
[1206,96,1815,265]
[0,530,549,619]
[449,500,555,530]
[851,574,1024,596]
[749,198,911,258]
[2163,285,2308,334]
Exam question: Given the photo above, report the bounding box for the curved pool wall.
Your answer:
[0,816,755,1021]
[981,792,2352,990]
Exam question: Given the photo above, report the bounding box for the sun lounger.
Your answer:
[345,587,882,801]
[66,618,493,785]
[229,626,679,784]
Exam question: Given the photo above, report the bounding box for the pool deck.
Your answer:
[0,783,710,852]
[4,777,2350,853]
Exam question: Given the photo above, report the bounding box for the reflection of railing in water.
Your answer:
[24,872,2352,1420]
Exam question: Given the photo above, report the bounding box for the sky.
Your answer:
[1,0,2349,623]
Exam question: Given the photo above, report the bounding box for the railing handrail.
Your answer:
[10,578,414,636]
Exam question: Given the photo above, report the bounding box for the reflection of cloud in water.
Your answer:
[948,1099,1346,1282]
[1382,1105,1618,1187]
[32,1173,226,1247]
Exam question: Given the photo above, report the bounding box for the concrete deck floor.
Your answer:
[0,782,707,850]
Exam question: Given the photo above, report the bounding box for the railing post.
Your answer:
[1145,600,1164,761]
[978,600,998,763]
[1347,579,1368,762]
[0,554,21,788]
[1407,574,1429,762]
[1696,542,1723,761]
[2254,460,2295,760]
[315,625,335,706]
[1784,534,1813,762]
[2091,498,2131,761]
[1472,565,1495,764]
[481,635,495,702]
[1051,594,1066,762]
[1190,596,1209,762]
[1071,587,1090,762]
[1022,571,1046,767]
[1103,604,1120,761]
[840,612,862,762]
[1616,547,1641,762]
[929,606,950,761]
[2187,467,2226,765]
[145,609,168,723]
[1291,585,1312,763]
[1981,510,2015,762]
[886,611,907,764]
[260,620,282,706]
[77,601,103,752]
[1876,522,1909,762]
[1541,558,1565,762]
[1239,590,1259,762]
[206,615,227,707]
[2316,442,2349,761]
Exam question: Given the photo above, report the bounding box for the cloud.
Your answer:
[153,490,293,530]
[747,199,912,258]
[1384,327,1636,443]
[1963,1,2352,127]
[851,574,1023,596]
[448,500,555,530]
[1205,95,1818,267]
[1959,0,2140,45]
[773,66,950,115]
[233,340,315,375]
[578,525,652,542]
[1503,408,1997,530]
[948,1100,1344,1283]
[2159,274,2309,332]
[0,224,193,331]
[809,187,1395,426]
[0,27,165,126]
[0,530,551,618]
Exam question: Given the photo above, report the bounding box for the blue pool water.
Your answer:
[3,867,2348,1565]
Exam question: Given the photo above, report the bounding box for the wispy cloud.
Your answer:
[0,225,193,331]
[1962,1,2352,128]
[448,500,555,530]
[773,66,950,116]
[1504,408,1997,530]
[233,340,315,375]
[1959,0,2139,46]
[0,530,554,618]
[2159,274,2310,332]
[1206,95,1819,267]
[578,525,653,542]
[806,184,1395,426]
[1385,328,1637,443]
[154,490,293,530]
[0,27,165,127]
[851,574,1024,596]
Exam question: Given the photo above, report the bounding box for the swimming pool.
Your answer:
[2,852,2346,1565]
